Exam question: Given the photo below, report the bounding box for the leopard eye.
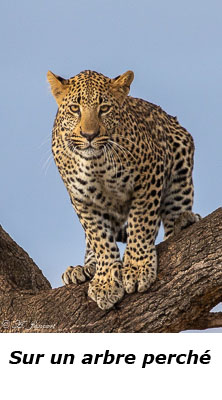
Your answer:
[100,104,111,113]
[69,104,80,113]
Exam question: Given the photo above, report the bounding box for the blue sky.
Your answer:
[1,0,221,328]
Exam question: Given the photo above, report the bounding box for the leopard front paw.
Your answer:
[62,264,95,285]
[88,263,124,310]
[122,262,157,294]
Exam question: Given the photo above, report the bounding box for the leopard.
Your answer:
[47,69,200,310]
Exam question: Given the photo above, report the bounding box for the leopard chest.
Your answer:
[62,155,135,215]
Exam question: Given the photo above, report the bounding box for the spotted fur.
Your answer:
[47,69,197,310]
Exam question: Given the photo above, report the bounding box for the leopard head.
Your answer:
[47,70,134,157]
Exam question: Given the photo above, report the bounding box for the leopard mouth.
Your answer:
[66,137,108,158]
[68,143,104,159]
[81,144,105,154]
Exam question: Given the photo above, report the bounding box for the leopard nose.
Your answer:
[80,130,100,142]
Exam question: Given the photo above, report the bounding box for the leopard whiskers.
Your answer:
[106,143,118,177]
[108,140,137,163]
[42,152,53,175]
[112,145,125,175]
[103,146,109,164]
[107,142,124,177]
[39,135,53,175]
[105,144,111,167]
[38,135,51,150]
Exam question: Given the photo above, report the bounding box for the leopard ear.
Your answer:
[47,71,69,106]
[110,71,134,103]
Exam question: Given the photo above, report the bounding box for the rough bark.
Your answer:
[0,208,222,333]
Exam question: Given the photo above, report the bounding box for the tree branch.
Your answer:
[0,208,222,333]
[186,312,222,331]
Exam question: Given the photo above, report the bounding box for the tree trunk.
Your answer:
[1,208,222,333]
